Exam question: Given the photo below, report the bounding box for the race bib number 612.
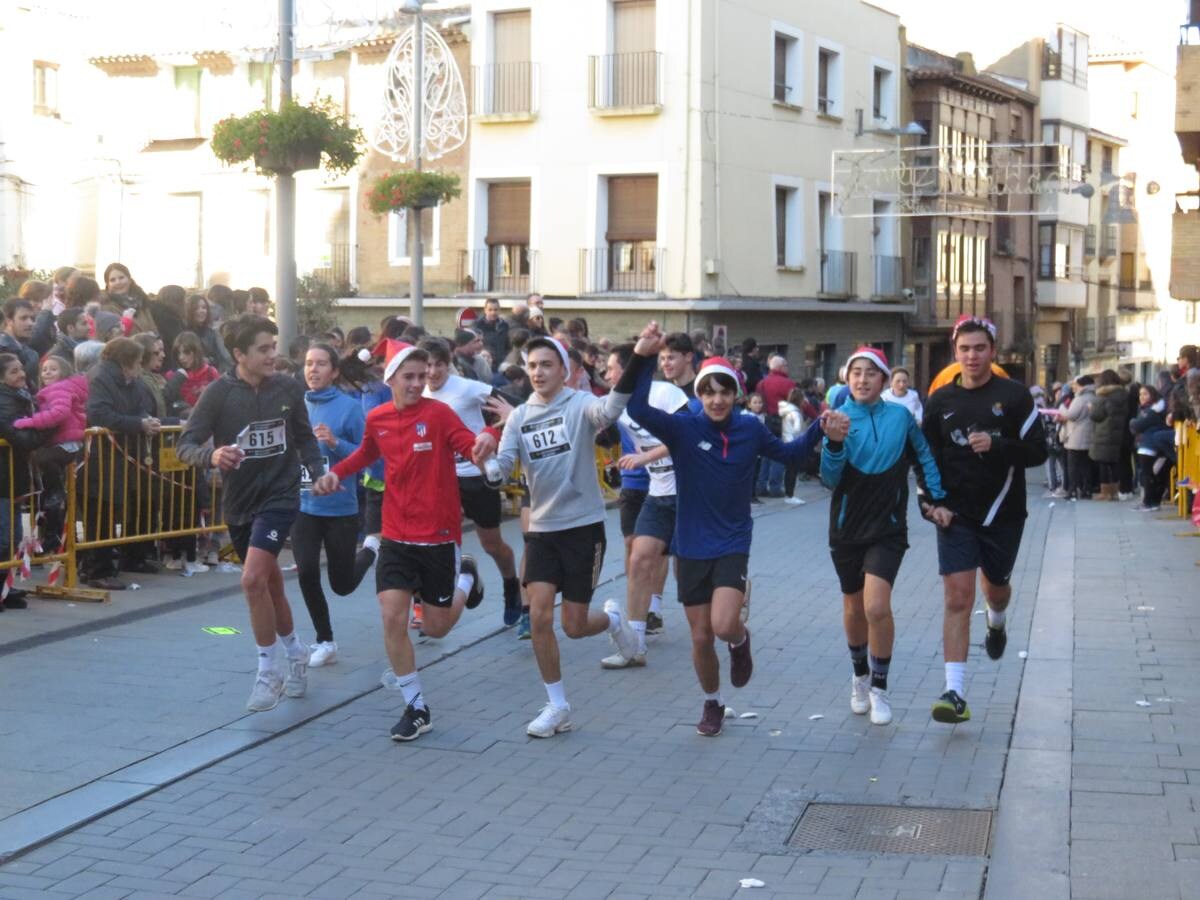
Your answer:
[521,415,571,460]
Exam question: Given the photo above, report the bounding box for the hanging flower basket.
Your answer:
[366,171,461,214]
[211,99,363,177]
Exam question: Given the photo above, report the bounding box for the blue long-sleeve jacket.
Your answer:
[820,396,944,547]
[301,386,365,517]
[626,356,822,558]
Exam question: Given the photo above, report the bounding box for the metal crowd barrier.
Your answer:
[1174,421,1200,526]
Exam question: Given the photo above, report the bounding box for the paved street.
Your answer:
[0,479,1198,899]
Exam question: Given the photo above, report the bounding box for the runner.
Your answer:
[292,344,379,668]
[602,342,689,669]
[922,316,1047,724]
[820,347,948,726]
[419,338,522,625]
[491,335,644,738]
[659,332,699,399]
[177,315,326,712]
[624,323,848,736]
[312,343,493,741]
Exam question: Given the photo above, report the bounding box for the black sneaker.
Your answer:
[931,690,971,724]
[4,591,28,610]
[729,627,753,688]
[502,576,521,626]
[985,623,1007,660]
[390,702,432,741]
[646,611,664,635]
[461,556,484,609]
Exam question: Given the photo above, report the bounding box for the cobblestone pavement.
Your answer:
[1,482,1197,899]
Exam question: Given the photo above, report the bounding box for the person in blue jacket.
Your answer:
[625,322,849,737]
[292,343,380,668]
[820,346,949,727]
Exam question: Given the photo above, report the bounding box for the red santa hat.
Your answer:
[844,346,891,378]
[373,339,420,382]
[694,356,743,397]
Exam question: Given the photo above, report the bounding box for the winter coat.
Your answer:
[1088,384,1129,463]
[12,375,88,446]
[0,383,45,497]
[0,332,41,389]
[85,359,158,500]
[477,317,510,373]
[1060,386,1095,450]
[779,400,805,442]
[165,364,220,414]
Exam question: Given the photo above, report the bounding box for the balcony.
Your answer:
[471,62,538,122]
[309,243,351,294]
[580,246,664,294]
[458,247,537,295]
[872,255,904,300]
[1037,266,1086,308]
[819,250,857,299]
[1118,278,1158,311]
[587,51,662,115]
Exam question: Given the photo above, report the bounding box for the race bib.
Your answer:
[237,419,287,458]
[300,455,329,488]
[521,416,571,460]
[647,458,674,474]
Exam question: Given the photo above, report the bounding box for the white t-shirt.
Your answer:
[425,374,493,477]
[619,381,690,497]
[882,387,923,424]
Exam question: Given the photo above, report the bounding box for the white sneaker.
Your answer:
[1117,492,1134,501]
[164,558,183,571]
[183,561,209,575]
[603,599,639,660]
[851,674,870,715]
[246,670,284,711]
[283,657,308,698]
[204,551,220,567]
[869,687,892,725]
[1051,489,1068,499]
[527,703,572,738]
[308,641,338,667]
[600,650,646,669]
[785,497,806,506]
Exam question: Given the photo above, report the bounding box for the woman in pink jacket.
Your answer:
[13,356,88,552]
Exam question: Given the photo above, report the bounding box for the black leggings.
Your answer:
[1066,449,1093,498]
[1138,455,1168,508]
[290,512,376,643]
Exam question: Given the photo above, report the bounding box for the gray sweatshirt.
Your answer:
[177,372,325,525]
[496,385,630,532]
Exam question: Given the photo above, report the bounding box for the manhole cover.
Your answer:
[788,803,992,856]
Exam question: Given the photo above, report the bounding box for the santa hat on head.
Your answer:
[373,339,419,382]
[844,346,891,379]
[694,356,743,397]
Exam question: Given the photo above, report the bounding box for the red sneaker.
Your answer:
[696,699,725,736]
[729,627,753,688]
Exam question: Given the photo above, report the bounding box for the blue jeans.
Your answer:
[756,458,786,496]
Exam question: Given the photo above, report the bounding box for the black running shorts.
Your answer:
[936,517,1024,587]
[228,508,296,563]
[618,488,647,538]
[458,475,502,530]
[829,535,908,595]
[376,539,460,607]
[676,554,749,607]
[523,522,606,604]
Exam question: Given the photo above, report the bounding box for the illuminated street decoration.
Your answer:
[373,22,467,163]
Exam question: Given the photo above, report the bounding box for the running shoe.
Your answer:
[1133,504,1161,512]
[284,656,308,698]
[646,611,664,635]
[308,641,338,667]
[390,702,432,741]
[164,557,183,571]
[868,687,892,725]
[985,623,1007,660]
[850,673,870,715]
[183,561,209,575]
[85,576,125,591]
[4,591,28,610]
[502,577,521,626]
[516,611,531,640]
[461,555,484,609]
[527,703,572,738]
[204,550,220,567]
[410,603,424,630]
[696,699,725,736]
[246,670,284,711]
[729,627,753,688]
[603,599,640,660]
[784,497,806,506]
[1118,492,1134,501]
[600,650,646,669]
[931,690,971,724]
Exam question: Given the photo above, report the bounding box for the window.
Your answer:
[1043,26,1088,87]
[248,62,273,107]
[1039,223,1054,279]
[33,61,58,117]
[1101,145,1114,177]
[1011,110,1023,141]
[488,9,533,115]
[773,179,802,268]
[486,181,531,291]
[815,40,842,116]
[605,174,658,291]
[772,26,802,105]
[1039,223,1082,279]
[388,206,440,266]
[872,64,894,122]
[173,65,202,136]
[1041,121,1086,181]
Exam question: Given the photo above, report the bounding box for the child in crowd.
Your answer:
[165,331,220,418]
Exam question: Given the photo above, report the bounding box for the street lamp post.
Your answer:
[276,0,298,345]
[403,0,425,326]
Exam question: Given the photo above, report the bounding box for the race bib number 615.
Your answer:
[237,419,287,458]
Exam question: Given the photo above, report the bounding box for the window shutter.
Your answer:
[486,182,530,245]
[606,175,658,242]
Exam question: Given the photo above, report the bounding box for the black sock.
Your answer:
[869,655,890,691]
[849,643,869,678]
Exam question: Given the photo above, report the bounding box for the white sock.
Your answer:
[455,572,475,596]
[987,607,1006,629]
[606,609,622,633]
[545,680,568,709]
[396,671,426,710]
[945,662,966,695]
[704,690,722,704]
[362,534,381,555]
[256,644,277,674]
[649,593,663,614]
[280,631,304,659]
[630,620,647,654]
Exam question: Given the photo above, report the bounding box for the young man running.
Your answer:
[178,315,326,712]
[922,316,1047,724]
[625,323,848,736]
[603,342,689,669]
[312,343,491,741]
[419,338,523,625]
[492,336,643,738]
[820,347,948,726]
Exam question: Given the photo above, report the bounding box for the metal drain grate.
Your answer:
[788,803,992,856]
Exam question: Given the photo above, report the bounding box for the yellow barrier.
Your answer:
[1175,421,1200,521]
[0,439,66,591]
